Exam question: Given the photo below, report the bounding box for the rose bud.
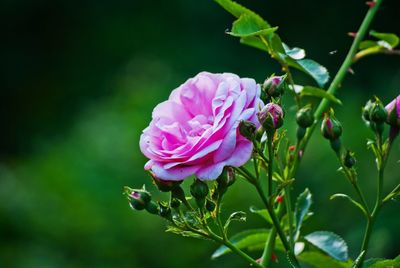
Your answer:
[343,150,356,168]
[126,187,151,211]
[296,105,314,128]
[217,167,236,196]
[238,120,257,141]
[321,111,342,141]
[362,99,374,122]
[258,103,284,131]
[190,179,209,199]
[159,202,172,219]
[150,172,182,192]
[145,201,159,215]
[385,95,400,127]
[262,75,286,97]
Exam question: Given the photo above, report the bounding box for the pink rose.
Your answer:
[139,72,263,181]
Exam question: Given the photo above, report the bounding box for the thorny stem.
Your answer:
[292,0,384,173]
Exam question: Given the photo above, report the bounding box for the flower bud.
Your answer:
[362,99,373,122]
[127,188,151,211]
[216,167,236,196]
[159,202,172,219]
[262,75,286,97]
[296,105,314,128]
[385,95,400,127]
[321,111,342,141]
[370,99,387,124]
[238,120,256,141]
[150,172,182,192]
[343,150,356,168]
[258,103,284,131]
[190,179,209,200]
[205,199,216,212]
[145,201,159,215]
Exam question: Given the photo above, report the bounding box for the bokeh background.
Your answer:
[1,0,400,267]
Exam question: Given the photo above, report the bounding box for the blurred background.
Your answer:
[1,0,399,267]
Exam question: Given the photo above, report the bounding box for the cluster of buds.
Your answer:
[125,186,159,215]
[296,105,314,140]
[321,109,343,153]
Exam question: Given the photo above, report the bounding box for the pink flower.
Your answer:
[385,95,400,126]
[140,72,263,181]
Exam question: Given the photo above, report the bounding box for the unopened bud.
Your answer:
[159,202,172,219]
[258,103,284,131]
[145,201,159,215]
[262,75,286,97]
[190,179,209,199]
[150,172,182,192]
[343,150,356,168]
[238,120,256,141]
[127,187,151,211]
[370,99,387,124]
[296,105,314,128]
[386,95,400,127]
[321,110,342,141]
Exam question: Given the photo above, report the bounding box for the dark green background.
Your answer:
[1,0,399,267]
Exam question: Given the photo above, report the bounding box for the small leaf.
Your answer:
[370,30,399,48]
[229,14,278,37]
[166,226,208,240]
[305,231,349,262]
[295,188,312,238]
[211,229,270,259]
[298,86,342,105]
[283,43,306,60]
[214,0,270,28]
[359,40,379,50]
[364,255,400,268]
[240,36,268,51]
[330,193,367,216]
[249,206,272,224]
[283,57,330,87]
[299,251,351,268]
[224,211,246,231]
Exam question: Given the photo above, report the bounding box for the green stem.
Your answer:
[267,132,274,196]
[208,232,263,268]
[260,204,285,267]
[284,186,295,250]
[294,0,384,170]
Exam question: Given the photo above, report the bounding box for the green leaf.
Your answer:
[299,251,351,268]
[364,255,400,268]
[240,36,268,51]
[249,206,272,224]
[166,226,208,240]
[297,86,342,105]
[228,14,278,38]
[294,188,312,237]
[211,229,270,259]
[283,57,330,87]
[359,40,379,50]
[370,30,400,48]
[304,231,349,262]
[283,43,306,60]
[214,0,270,28]
[330,193,367,216]
[224,211,246,231]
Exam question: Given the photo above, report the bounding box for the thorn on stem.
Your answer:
[348,32,358,38]
[348,67,355,75]
[366,1,376,8]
